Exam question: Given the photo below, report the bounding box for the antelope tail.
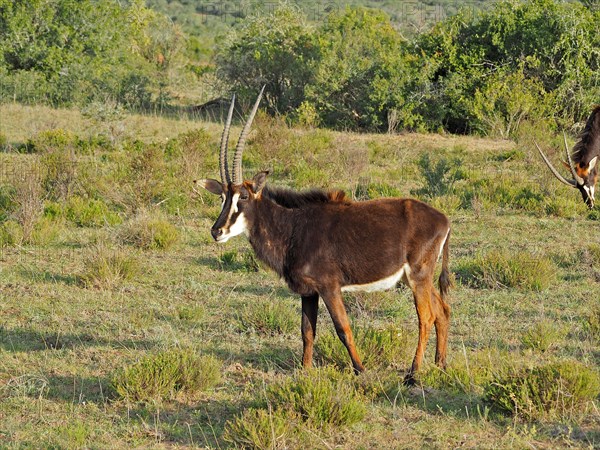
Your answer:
[438,229,452,302]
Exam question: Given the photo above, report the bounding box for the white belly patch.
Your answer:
[341,264,410,293]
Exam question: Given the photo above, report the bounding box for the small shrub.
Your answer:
[411,154,463,198]
[0,220,23,247]
[224,407,296,450]
[267,367,367,428]
[10,168,45,244]
[176,305,205,324]
[119,210,179,250]
[66,196,121,227]
[316,324,411,370]
[457,249,555,291]
[294,101,320,128]
[218,249,259,272]
[421,348,511,394]
[521,320,566,352]
[40,149,78,201]
[112,349,221,403]
[80,244,139,289]
[354,182,401,200]
[25,129,78,154]
[484,361,600,420]
[584,303,600,341]
[30,216,62,246]
[237,299,297,335]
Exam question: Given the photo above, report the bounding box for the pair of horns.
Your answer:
[219,86,265,185]
[535,132,585,188]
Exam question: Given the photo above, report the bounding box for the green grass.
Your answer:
[0,103,598,448]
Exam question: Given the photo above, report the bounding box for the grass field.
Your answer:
[1,103,599,448]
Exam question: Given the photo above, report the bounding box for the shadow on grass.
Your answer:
[16,269,81,286]
[45,373,115,404]
[0,327,157,352]
[119,395,249,448]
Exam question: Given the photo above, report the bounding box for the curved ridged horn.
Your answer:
[563,132,584,185]
[232,85,265,185]
[535,141,577,187]
[219,94,236,184]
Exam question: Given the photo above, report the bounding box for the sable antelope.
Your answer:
[536,106,600,209]
[195,88,452,382]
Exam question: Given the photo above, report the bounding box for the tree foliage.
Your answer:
[0,0,183,109]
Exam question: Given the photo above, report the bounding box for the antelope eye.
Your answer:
[239,192,249,201]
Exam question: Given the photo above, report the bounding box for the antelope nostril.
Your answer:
[211,228,223,240]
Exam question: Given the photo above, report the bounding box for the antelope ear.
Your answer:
[194,179,223,195]
[251,170,270,193]
[589,156,598,171]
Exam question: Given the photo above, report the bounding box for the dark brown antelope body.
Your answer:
[197,89,452,382]
[537,106,600,208]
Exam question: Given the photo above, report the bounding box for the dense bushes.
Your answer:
[217,1,600,135]
[3,1,599,135]
[0,0,183,109]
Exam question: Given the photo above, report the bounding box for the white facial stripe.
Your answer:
[342,264,410,292]
[216,193,248,242]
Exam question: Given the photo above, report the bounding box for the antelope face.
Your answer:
[536,136,598,209]
[196,172,269,243]
[574,158,597,209]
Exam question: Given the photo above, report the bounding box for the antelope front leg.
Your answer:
[301,294,319,369]
[320,289,364,374]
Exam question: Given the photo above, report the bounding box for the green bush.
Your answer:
[412,154,463,198]
[420,349,508,394]
[267,367,367,428]
[80,244,139,289]
[315,324,411,370]
[0,220,23,247]
[112,349,221,403]
[217,249,259,272]
[237,299,297,335]
[66,196,121,227]
[118,210,179,250]
[26,129,78,154]
[585,303,600,342]
[521,320,566,352]
[484,361,600,420]
[457,249,555,291]
[224,407,296,450]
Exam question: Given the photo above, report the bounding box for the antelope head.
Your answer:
[195,87,268,242]
[536,133,598,209]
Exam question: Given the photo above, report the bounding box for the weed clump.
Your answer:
[521,320,566,352]
[66,196,121,227]
[112,349,221,403]
[237,299,297,335]
[585,303,600,341]
[315,324,411,370]
[267,367,367,428]
[457,249,555,291]
[484,361,600,420]
[80,244,139,289]
[225,368,366,448]
[0,220,23,247]
[224,407,296,450]
[119,210,179,250]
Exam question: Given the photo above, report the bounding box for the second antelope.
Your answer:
[196,89,452,382]
[536,106,600,209]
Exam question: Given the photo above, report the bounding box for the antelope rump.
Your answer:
[537,106,600,209]
[196,89,453,383]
